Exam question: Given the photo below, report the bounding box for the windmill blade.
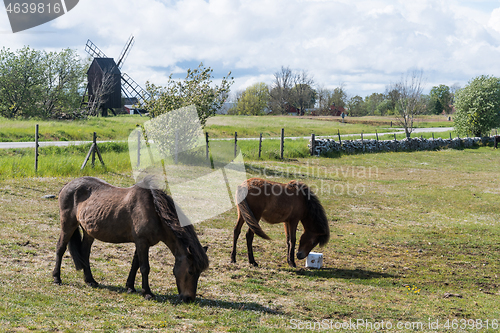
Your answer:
[117,35,135,69]
[121,72,150,107]
[85,39,107,59]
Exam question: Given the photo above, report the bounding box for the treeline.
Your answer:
[229,66,460,117]
[0,46,87,119]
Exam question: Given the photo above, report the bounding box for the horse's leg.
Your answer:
[52,214,79,285]
[135,242,154,299]
[80,231,97,287]
[285,220,299,268]
[230,212,245,263]
[246,229,258,267]
[53,231,73,284]
[126,249,140,293]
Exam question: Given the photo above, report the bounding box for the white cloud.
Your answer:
[2,0,500,96]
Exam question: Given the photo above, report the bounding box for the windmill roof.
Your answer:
[90,58,120,74]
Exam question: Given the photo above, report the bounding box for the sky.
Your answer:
[2,0,500,99]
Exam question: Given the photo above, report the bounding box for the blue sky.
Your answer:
[2,0,500,98]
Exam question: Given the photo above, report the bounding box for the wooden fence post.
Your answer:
[337,129,342,146]
[310,134,315,156]
[91,132,96,167]
[35,124,39,172]
[234,132,237,158]
[205,132,209,161]
[81,132,104,169]
[258,133,262,159]
[375,130,378,141]
[280,128,284,160]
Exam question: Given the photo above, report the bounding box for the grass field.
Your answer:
[1,115,499,332]
[0,114,454,142]
[1,140,500,331]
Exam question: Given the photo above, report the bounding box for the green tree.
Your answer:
[429,84,452,115]
[364,93,385,116]
[347,95,364,117]
[234,82,269,115]
[0,46,86,119]
[0,46,44,118]
[144,63,233,127]
[328,86,348,109]
[454,75,500,137]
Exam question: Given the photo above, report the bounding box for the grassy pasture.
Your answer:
[1,143,500,331]
[0,114,453,143]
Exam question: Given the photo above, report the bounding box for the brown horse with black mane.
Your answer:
[53,177,209,302]
[231,177,330,267]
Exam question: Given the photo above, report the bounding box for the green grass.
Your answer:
[1,116,500,331]
[0,114,455,143]
[0,115,148,142]
[206,115,395,138]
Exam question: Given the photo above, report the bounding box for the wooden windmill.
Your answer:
[81,35,150,116]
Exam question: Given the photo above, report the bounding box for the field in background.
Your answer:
[0,114,453,143]
[1,114,500,331]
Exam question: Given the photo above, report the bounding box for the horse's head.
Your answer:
[297,230,329,260]
[173,245,208,303]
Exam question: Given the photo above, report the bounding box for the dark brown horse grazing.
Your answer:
[231,177,330,267]
[53,177,209,302]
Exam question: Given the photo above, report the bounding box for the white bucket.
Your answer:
[305,252,323,269]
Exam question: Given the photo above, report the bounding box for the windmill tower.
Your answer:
[81,35,150,116]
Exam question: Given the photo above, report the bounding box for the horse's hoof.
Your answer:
[53,280,62,286]
[127,287,136,294]
[86,281,98,288]
[143,293,155,300]
[250,262,258,267]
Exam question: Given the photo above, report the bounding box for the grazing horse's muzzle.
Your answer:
[296,251,307,260]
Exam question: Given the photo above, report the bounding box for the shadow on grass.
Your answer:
[95,284,283,314]
[293,267,396,279]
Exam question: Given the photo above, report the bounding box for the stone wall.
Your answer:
[309,136,494,156]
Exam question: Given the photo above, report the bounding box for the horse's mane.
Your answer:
[290,181,330,246]
[148,188,209,272]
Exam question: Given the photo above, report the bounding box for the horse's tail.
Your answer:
[236,186,270,240]
[300,183,330,246]
[68,227,85,271]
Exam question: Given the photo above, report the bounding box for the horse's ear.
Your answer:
[203,246,208,253]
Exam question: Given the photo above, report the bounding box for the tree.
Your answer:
[144,63,233,127]
[234,82,269,115]
[0,46,86,119]
[347,95,364,117]
[86,70,117,117]
[316,86,332,113]
[389,70,425,139]
[268,66,294,114]
[0,46,45,118]
[454,75,500,137]
[328,85,348,109]
[364,93,385,116]
[290,70,315,115]
[429,84,452,115]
